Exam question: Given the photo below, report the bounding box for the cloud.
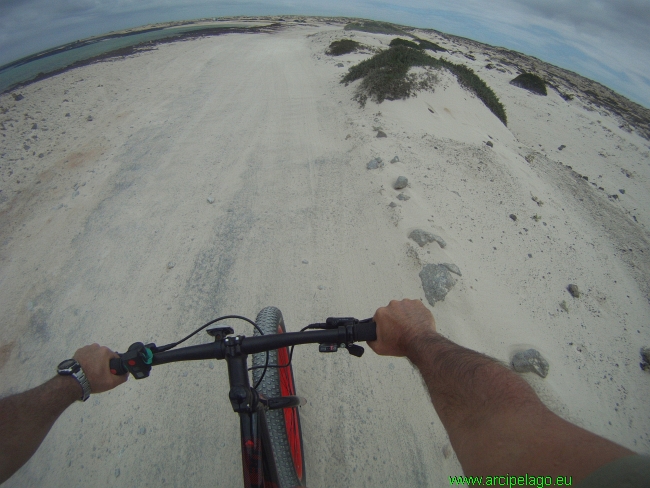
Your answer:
[512,0,650,48]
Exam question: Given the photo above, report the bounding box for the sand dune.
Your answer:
[1,18,649,486]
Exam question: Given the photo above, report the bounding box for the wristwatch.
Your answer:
[57,359,91,401]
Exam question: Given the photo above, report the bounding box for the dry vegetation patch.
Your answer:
[342,45,507,125]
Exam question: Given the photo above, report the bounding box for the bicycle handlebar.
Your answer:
[109,318,377,378]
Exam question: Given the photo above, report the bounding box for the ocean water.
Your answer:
[0,23,255,94]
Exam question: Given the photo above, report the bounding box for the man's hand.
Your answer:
[73,344,127,394]
[369,299,437,357]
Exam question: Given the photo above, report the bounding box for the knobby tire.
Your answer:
[252,307,306,488]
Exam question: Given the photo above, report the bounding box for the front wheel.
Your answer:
[252,307,306,488]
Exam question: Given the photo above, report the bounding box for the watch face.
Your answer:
[57,359,78,373]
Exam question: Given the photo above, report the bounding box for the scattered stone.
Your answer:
[302,259,309,264]
[441,263,462,276]
[486,140,493,147]
[87,115,93,121]
[317,285,325,290]
[138,427,147,435]
[409,229,446,248]
[65,113,71,117]
[560,300,569,313]
[567,284,580,298]
[12,93,24,101]
[115,468,120,478]
[167,262,176,269]
[376,130,387,138]
[641,347,650,372]
[336,63,344,67]
[397,193,410,201]
[367,157,383,170]
[509,214,517,221]
[388,202,397,208]
[582,175,588,181]
[558,144,566,151]
[511,349,549,378]
[419,264,457,306]
[31,123,38,130]
[390,156,400,163]
[394,176,408,190]
[207,196,215,204]
[428,108,435,114]
[527,253,532,258]
[345,134,351,140]
[619,189,625,194]
[38,153,44,158]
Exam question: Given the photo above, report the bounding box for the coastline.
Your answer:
[1,22,281,96]
[0,26,170,73]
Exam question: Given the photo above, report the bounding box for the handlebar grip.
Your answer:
[354,321,377,342]
[109,357,128,376]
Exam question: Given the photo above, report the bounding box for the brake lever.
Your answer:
[318,343,365,357]
[346,344,365,357]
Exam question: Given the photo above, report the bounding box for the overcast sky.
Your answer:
[1,0,649,108]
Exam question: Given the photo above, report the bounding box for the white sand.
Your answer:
[1,19,649,486]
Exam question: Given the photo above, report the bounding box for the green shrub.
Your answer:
[417,39,447,52]
[510,72,547,96]
[342,45,432,83]
[389,38,421,49]
[327,39,361,56]
[344,21,406,35]
[342,45,507,125]
[444,62,507,125]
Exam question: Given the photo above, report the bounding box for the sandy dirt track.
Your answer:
[1,21,649,487]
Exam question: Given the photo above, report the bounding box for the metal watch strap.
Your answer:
[72,367,92,402]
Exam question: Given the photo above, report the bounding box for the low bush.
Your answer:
[344,21,406,35]
[417,38,447,52]
[389,38,421,49]
[342,45,507,125]
[327,39,361,56]
[510,72,547,96]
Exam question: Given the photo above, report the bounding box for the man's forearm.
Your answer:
[406,331,634,480]
[407,331,542,440]
[0,375,80,483]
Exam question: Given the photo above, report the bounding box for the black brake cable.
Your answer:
[249,324,311,390]
[156,314,315,392]
[156,314,270,389]
[156,314,262,351]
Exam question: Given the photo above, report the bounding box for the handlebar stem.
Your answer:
[226,337,258,414]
